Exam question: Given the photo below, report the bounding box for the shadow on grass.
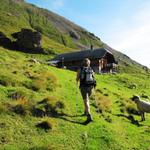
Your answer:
[51,113,91,125]
[60,116,90,125]
[114,114,142,127]
[63,113,86,117]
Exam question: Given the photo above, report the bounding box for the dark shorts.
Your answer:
[80,86,93,99]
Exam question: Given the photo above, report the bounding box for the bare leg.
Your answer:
[83,93,90,115]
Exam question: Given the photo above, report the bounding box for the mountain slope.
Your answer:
[0,1,150,149]
[0,47,150,150]
[0,0,102,51]
[103,44,148,73]
[0,0,148,73]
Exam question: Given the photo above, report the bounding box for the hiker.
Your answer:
[76,58,96,123]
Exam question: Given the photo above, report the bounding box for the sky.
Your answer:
[26,0,150,68]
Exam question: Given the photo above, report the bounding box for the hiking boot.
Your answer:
[83,114,93,125]
[87,114,93,122]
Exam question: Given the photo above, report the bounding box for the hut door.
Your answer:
[100,58,107,71]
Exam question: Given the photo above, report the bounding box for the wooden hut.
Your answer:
[50,48,117,73]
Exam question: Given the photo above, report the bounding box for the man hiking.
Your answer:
[76,58,96,124]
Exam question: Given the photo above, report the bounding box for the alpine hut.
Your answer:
[50,48,117,73]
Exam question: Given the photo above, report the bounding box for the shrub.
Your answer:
[43,96,65,116]
[0,74,19,87]
[128,83,137,89]
[30,71,58,91]
[93,93,112,113]
[32,78,46,91]
[10,96,32,116]
[33,96,65,117]
[31,105,46,117]
[0,102,8,114]
[36,118,57,131]
[36,120,52,130]
[8,88,30,100]
[102,114,112,123]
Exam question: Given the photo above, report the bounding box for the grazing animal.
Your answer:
[131,95,150,121]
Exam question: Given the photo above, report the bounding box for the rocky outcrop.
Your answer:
[69,31,80,40]
[12,29,42,49]
[0,29,45,54]
[0,32,12,48]
[11,28,44,53]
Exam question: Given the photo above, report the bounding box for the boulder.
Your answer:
[12,28,42,51]
[69,31,80,40]
[0,32,12,46]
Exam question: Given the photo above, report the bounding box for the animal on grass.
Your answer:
[131,95,150,121]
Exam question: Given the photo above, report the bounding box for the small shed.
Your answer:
[51,48,117,73]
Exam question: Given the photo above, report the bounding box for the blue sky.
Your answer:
[26,0,150,67]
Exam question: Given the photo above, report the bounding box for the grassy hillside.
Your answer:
[0,0,148,74]
[103,44,148,74]
[0,47,150,150]
[0,0,102,51]
[0,1,150,149]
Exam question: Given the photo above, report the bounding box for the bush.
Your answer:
[31,105,46,117]
[36,120,52,130]
[0,102,8,114]
[0,74,20,87]
[128,83,137,89]
[36,118,57,131]
[93,93,112,113]
[102,114,112,123]
[33,96,65,117]
[30,71,58,91]
[43,96,65,116]
[10,96,32,116]
[31,78,46,91]
[8,88,30,100]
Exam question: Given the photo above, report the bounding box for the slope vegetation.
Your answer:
[0,47,150,150]
[0,0,102,51]
[0,0,148,74]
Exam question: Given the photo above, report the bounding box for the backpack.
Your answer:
[79,67,96,87]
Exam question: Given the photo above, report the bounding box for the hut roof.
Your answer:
[52,48,113,62]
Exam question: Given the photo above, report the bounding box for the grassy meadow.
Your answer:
[0,0,150,150]
[0,47,150,150]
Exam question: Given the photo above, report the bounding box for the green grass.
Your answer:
[0,1,149,149]
[0,47,150,150]
[0,0,74,54]
[0,0,102,52]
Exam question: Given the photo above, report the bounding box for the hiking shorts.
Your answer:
[80,86,93,100]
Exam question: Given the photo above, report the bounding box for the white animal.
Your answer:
[131,95,150,121]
